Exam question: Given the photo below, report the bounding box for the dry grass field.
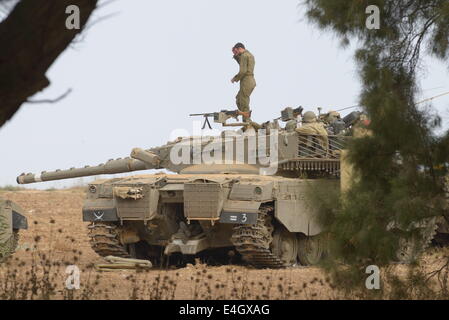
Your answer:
[1,188,448,300]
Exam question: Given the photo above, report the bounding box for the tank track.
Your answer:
[231,205,287,269]
[87,222,130,258]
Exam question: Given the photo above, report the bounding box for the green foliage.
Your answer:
[303,0,449,282]
[304,180,341,227]
[0,185,25,192]
[305,0,449,64]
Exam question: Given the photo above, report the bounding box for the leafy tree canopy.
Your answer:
[304,0,449,267]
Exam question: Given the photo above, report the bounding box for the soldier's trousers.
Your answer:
[236,76,256,113]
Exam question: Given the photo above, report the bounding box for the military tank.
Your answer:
[16,109,349,268]
[0,199,28,262]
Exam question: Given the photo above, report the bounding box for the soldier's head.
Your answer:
[233,42,246,54]
[303,111,317,123]
[326,111,341,123]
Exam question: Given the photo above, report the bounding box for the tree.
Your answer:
[0,0,98,127]
[303,0,449,266]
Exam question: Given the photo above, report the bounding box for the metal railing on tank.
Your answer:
[279,134,348,175]
[297,134,347,159]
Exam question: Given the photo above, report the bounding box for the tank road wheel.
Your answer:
[394,217,438,264]
[88,222,167,264]
[87,222,131,258]
[297,234,324,266]
[271,227,298,266]
[0,230,19,262]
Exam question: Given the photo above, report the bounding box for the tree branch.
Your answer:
[25,88,73,104]
[0,0,98,128]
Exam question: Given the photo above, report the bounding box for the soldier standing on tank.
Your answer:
[231,43,256,122]
[296,111,329,155]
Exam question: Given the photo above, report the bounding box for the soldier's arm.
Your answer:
[295,126,315,135]
[232,54,248,82]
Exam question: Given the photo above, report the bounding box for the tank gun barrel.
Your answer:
[17,157,151,185]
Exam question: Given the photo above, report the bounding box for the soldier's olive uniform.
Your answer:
[323,111,341,124]
[322,111,345,135]
[352,114,372,138]
[232,50,256,113]
[285,120,297,132]
[296,122,329,152]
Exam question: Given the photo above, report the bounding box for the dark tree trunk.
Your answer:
[0,0,98,127]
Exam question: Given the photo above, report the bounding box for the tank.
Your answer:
[16,110,348,268]
[0,199,28,262]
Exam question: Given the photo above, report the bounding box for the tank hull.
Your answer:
[83,173,339,267]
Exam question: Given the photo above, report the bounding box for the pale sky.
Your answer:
[1,0,448,188]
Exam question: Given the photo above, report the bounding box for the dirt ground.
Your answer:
[0,188,447,300]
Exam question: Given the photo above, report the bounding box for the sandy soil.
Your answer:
[0,189,447,300]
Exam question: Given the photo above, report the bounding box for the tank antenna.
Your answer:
[336,104,360,112]
[416,91,449,105]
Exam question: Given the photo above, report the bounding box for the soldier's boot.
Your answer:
[238,110,252,122]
